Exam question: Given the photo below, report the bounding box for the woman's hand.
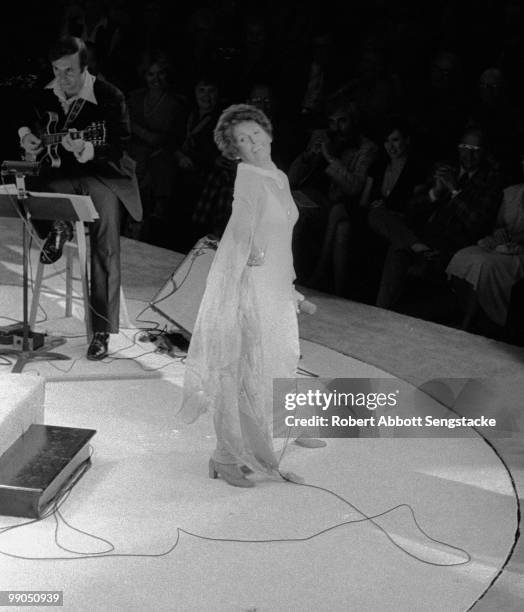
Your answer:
[495,242,523,255]
[478,228,511,250]
[294,289,305,312]
[294,289,319,314]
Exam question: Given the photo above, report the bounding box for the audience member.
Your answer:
[127,51,187,241]
[288,95,378,281]
[409,50,468,160]
[129,1,173,82]
[172,75,221,251]
[246,81,300,171]
[467,67,523,183]
[373,127,501,312]
[447,150,524,330]
[367,117,426,214]
[309,117,424,297]
[336,39,397,140]
[178,8,220,96]
[295,30,347,127]
[192,155,238,239]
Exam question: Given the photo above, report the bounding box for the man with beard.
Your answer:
[288,96,378,282]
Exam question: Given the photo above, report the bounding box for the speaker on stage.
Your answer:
[148,235,218,337]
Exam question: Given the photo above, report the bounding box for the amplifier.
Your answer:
[149,235,217,337]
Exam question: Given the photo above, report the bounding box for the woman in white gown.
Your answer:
[177,104,314,487]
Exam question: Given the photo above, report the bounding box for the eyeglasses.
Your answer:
[458,144,482,151]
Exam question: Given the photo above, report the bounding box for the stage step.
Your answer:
[0,374,45,457]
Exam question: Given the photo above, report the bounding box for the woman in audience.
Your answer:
[309,117,422,296]
[127,51,186,240]
[172,74,221,250]
[447,151,524,329]
[367,117,425,213]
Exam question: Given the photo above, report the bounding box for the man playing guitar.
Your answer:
[20,36,142,360]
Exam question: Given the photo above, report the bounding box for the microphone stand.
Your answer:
[0,161,70,373]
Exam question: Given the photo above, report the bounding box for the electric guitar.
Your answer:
[24,111,106,168]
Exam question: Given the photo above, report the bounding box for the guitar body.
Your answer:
[42,112,62,168]
[23,111,106,169]
[23,112,61,168]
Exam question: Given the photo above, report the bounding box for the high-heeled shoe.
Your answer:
[208,458,255,487]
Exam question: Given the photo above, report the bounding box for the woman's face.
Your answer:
[195,82,218,112]
[232,120,272,167]
[384,129,409,159]
[145,63,167,91]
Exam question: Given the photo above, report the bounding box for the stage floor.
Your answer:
[0,218,523,611]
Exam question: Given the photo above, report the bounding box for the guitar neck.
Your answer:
[41,130,87,145]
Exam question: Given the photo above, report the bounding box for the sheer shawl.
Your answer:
[177,163,284,477]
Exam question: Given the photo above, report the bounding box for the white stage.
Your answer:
[0,217,522,611]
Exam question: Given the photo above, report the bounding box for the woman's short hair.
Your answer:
[214,104,273,160]
[137,49,171,81]
[380,116,413,141]
[49,36,88,70]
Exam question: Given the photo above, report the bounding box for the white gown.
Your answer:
[177,162,300,477]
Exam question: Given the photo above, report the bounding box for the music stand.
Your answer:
[0,161,97,373]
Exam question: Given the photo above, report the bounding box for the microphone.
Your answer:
[298,299,317,315]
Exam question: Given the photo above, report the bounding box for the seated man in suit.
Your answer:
[19,36,142,360]
[371,127,501,310]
